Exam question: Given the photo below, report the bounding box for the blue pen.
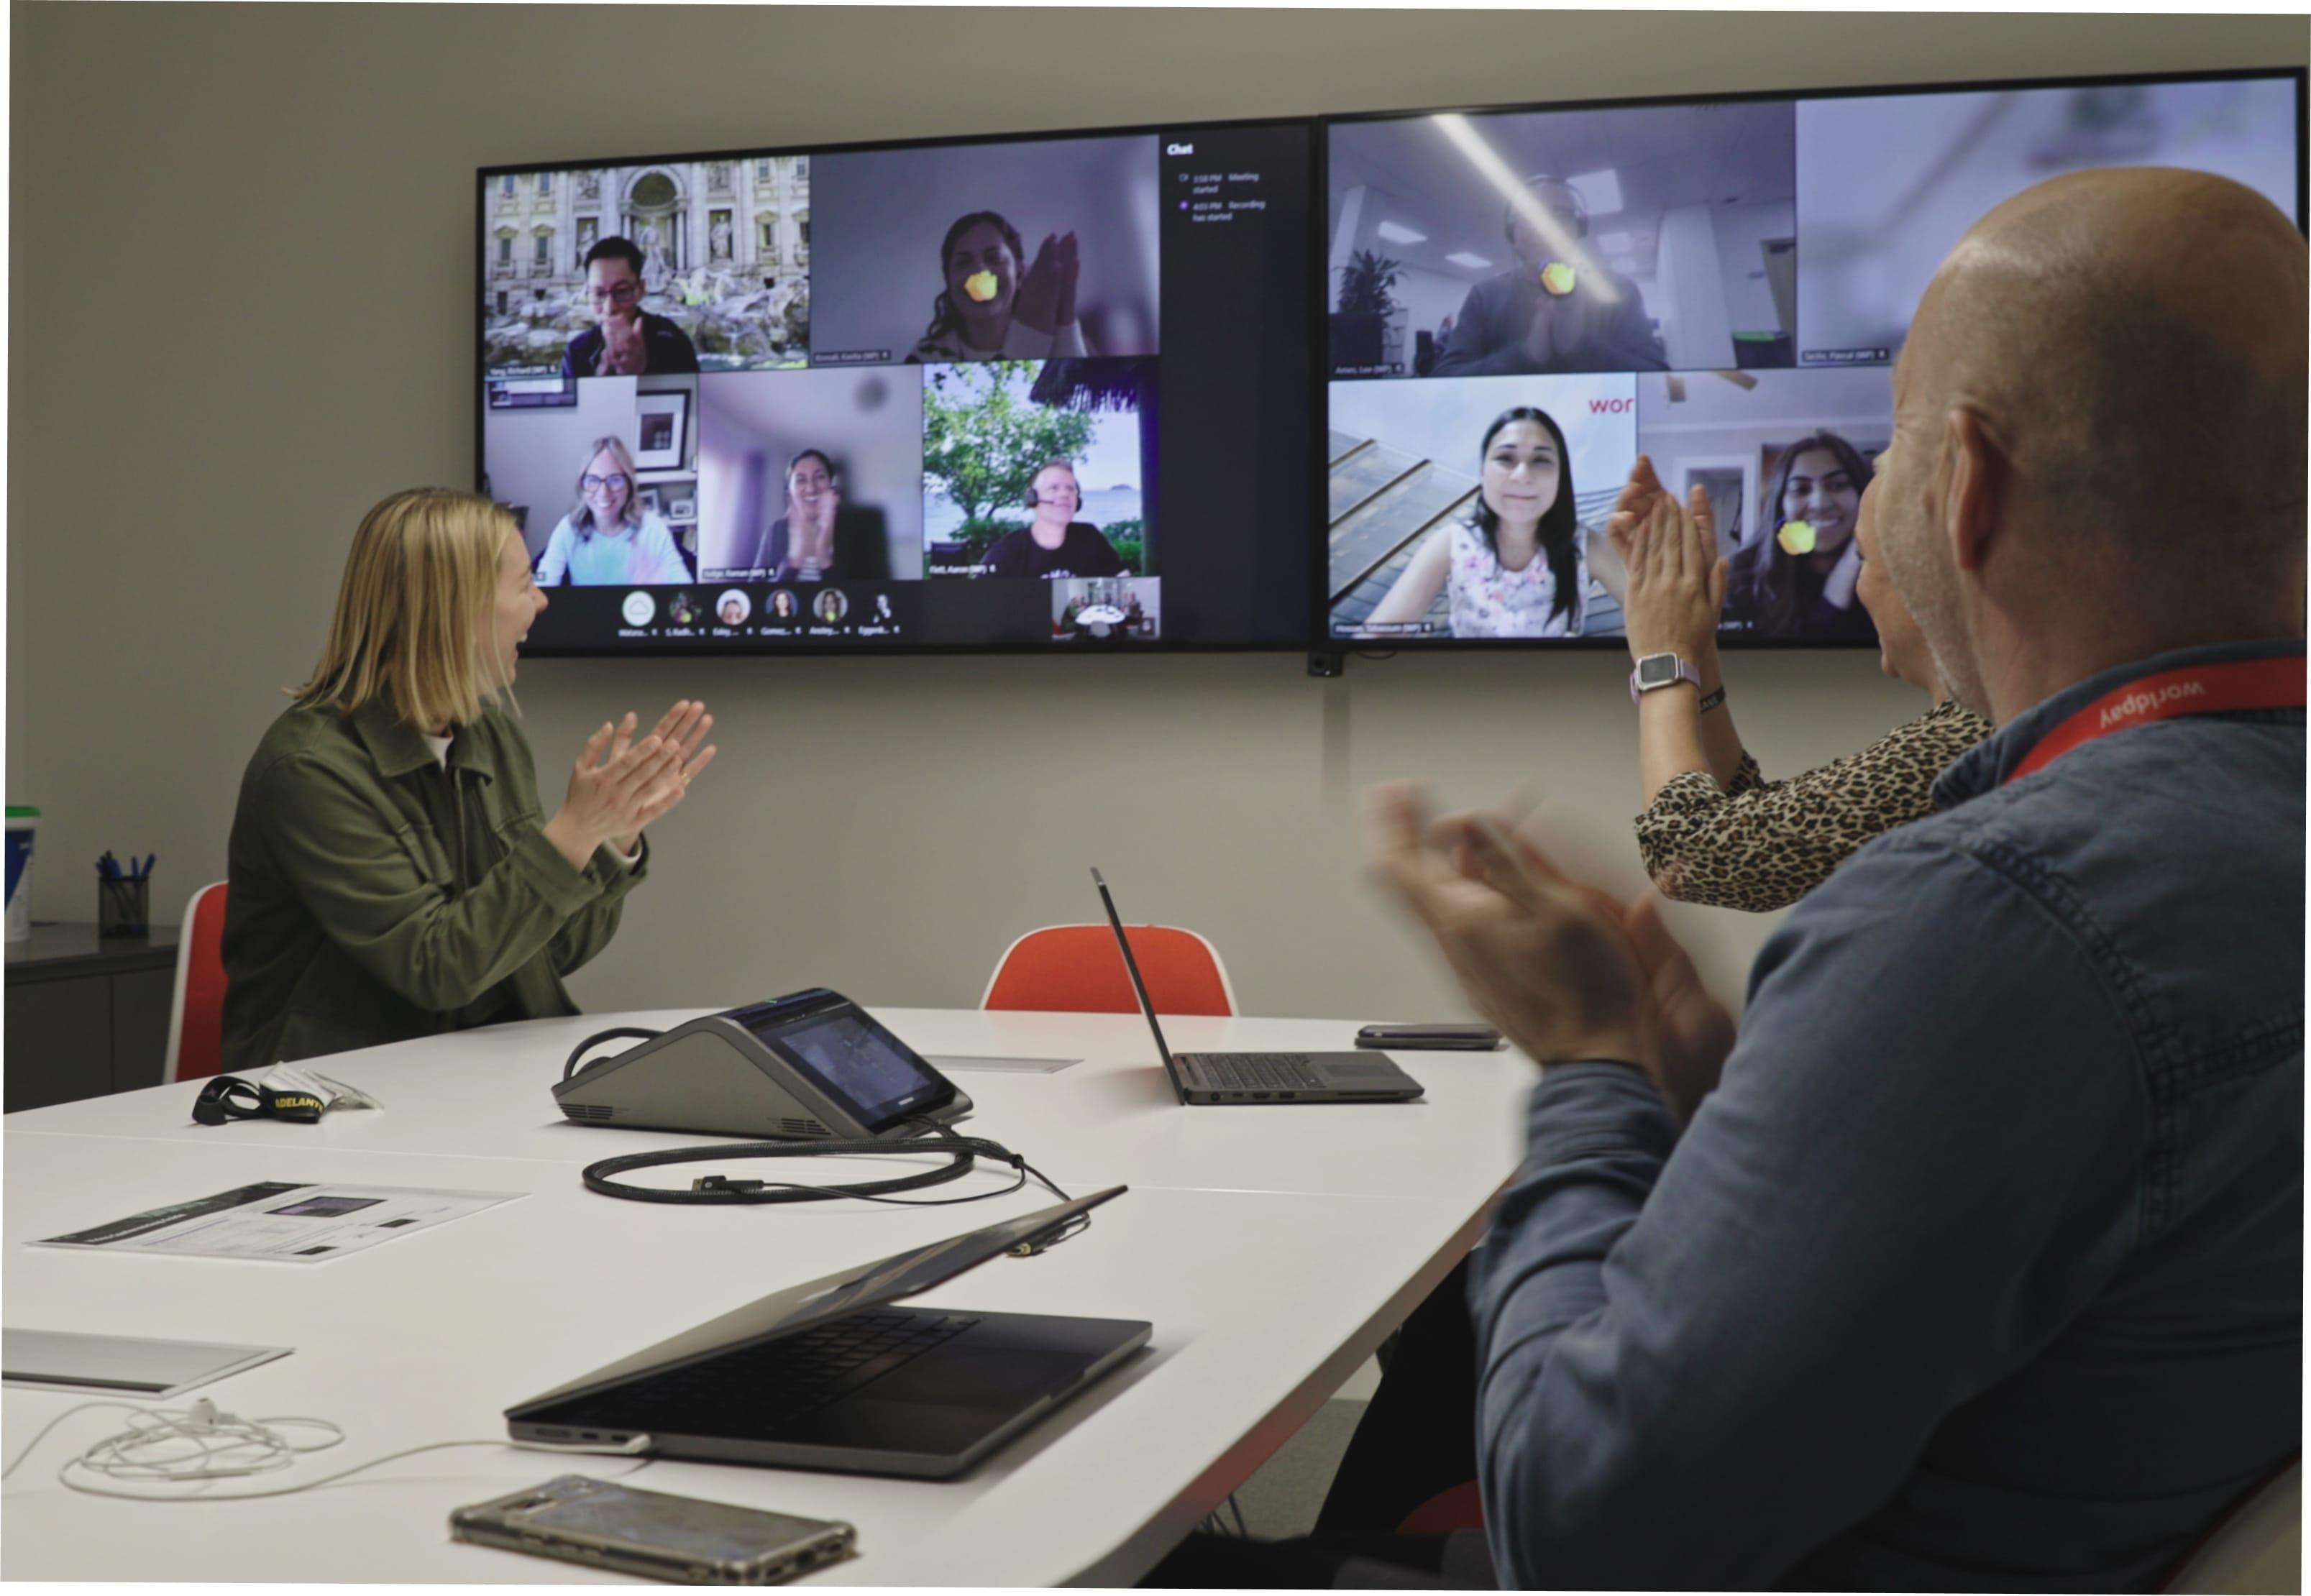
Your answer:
[140,854,155,881]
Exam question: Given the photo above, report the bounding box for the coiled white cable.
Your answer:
[3,1399,651,1502]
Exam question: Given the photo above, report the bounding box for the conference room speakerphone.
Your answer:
[554,989,971,1139]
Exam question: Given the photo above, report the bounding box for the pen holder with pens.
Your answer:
[98,875,150,938]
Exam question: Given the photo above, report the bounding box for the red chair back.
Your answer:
[165,881,230,1083]
[983,924,1236,1017]
[1397,1480,1484,1536]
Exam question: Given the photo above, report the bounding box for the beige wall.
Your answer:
[9,7,2302,1022]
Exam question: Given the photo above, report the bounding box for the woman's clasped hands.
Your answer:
[544,700,717,868]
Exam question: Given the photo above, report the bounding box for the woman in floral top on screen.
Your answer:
[1362,405,1626,638]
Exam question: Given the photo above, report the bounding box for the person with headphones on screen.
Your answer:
[1432,175,1669,377]
[977,460,1129,579]
[219,488,717,1073]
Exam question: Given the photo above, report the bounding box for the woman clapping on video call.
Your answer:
[1612,454,1987,911]
[908,210,1092,363]
[219,488,718,1072]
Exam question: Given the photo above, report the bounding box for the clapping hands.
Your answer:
[1013,232,1081,336]
[1606,455,1727,662]
[1366,782,1734,1122]
[595,313,648,376]
[544,700,717,869]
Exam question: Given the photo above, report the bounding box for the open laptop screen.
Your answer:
[1089,868,1189,1103]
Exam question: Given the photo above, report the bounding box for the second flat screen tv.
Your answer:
[1322,70,2303,649]
[480,119,1312,655]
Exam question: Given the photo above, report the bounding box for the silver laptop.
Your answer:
[1092,868,1423,1105]
[504,1189,1146,1479]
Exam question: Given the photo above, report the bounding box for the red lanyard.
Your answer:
[2004,654,2307,786]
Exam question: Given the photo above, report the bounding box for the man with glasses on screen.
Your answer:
[562,236,700,378]
[1431,174,1667,378]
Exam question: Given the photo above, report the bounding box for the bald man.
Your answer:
[1347,169,2304,1591]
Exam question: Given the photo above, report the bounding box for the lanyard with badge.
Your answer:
[2002,653,2307,786]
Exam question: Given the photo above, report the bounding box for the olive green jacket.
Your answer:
[219,699,646,1072]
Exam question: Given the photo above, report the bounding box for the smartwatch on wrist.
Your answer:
[1629,652,1701,704]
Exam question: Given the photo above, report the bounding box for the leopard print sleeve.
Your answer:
[1632,700,1994,912]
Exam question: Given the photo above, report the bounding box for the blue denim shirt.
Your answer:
[1468,639,2304,1590]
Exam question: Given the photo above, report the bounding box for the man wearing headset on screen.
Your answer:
[1432,175,1668,377]
[979,461,1128,579]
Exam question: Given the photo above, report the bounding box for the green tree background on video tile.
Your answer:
[921,361,1095,536]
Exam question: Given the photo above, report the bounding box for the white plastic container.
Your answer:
[5,807,37,943]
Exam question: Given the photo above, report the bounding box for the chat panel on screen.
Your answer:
[1328,372,1637,641]
[1327,101,1798,381]
[1795,77,2300,367]
[1633,367,1889,644]
[695,367,926,584]
[482,159,811,379]
[920,358,1153,581]
[809,135,1162,367]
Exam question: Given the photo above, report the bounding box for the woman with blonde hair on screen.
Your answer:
[220,487,717,1071]
[534,434,691,586]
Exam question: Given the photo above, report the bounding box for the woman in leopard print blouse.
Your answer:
[1609,457,1991,913]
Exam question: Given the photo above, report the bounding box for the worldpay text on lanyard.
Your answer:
[2004,653,2307,786]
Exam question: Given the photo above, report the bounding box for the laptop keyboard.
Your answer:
[546,1308,981,1435]
[1196,1053,1327,1091]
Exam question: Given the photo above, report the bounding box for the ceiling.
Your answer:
[1332,101,1798,283]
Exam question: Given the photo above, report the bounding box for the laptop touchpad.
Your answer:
[862,1344,1092,1410]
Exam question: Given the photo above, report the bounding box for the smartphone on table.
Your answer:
[1355,1023,1506,1052]
[451,1474,856,1584]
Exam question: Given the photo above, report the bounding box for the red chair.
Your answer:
[163,881,230,1084]
[1396,1480,1483,1536]
[981,924,1237,1017]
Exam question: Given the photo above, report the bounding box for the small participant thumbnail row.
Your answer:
[483,359,1153,592]
[613,584,905,638]
[1327,366,1893,643]
[1327,75,2296,380]
[562,572,1166,648]
[481,135,1162,377]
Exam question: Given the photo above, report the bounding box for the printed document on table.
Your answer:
[32,1182,520,1264]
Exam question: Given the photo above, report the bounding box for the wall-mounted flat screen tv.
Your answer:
[1320,70,2303,650]
[480,119,1313,655]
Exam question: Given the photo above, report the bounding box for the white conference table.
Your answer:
[2,1008,1532,1584]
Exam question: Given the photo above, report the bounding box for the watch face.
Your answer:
[1637,653,1682,689]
